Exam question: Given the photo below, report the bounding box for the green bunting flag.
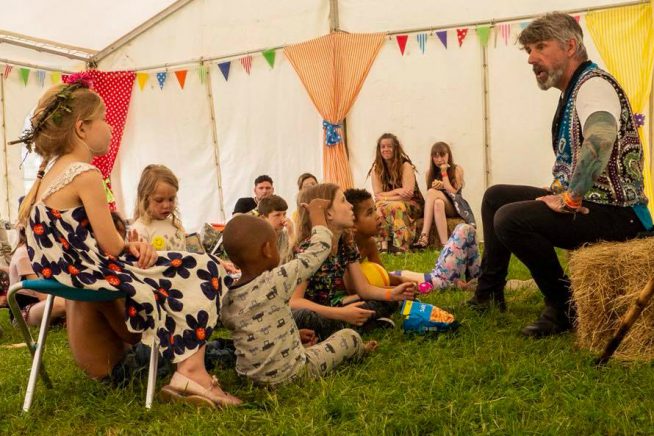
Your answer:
[476,26,491,47]
[262,49,276,68]
[19,68,30,86]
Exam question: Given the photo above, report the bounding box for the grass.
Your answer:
[2,250,654,435]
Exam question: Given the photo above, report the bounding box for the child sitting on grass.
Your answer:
[258,195,294,265]
[344,188,480,291]
[221,202,376,386]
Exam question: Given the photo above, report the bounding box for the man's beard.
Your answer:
[536,66,564,90]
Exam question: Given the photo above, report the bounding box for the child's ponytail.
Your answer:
[17,158,49,226]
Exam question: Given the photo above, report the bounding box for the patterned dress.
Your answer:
[26,162,223,363]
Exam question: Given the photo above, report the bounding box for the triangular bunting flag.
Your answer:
[416,33,427,54]
[50,71,61,84]
[435,30,447,48]
[573,15,580,23]
[156,71,167,90]
[476,26,491,47]
[499,23,511,46]
[3,65,12,79]
[198,65,208,84]
[19,68,30,86]
[262,49,276,68]
[36,70,46,87]
[136,72,149,90]
[396,35,408,55]
[519,22,530,30]
[174,70,187,89]
[218,61,231,81]
[240,56,252,75]
[456,28,469,47]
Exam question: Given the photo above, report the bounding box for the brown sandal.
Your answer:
[412,233,429,249]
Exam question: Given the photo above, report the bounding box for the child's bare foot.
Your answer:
[363,340,378,354]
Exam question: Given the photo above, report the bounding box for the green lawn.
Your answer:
[2,250,653,435]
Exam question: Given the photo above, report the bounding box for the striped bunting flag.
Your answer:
[240,56,252,75]
[417,33,427,54]
[36,70,46,87]
[3,65,12,79]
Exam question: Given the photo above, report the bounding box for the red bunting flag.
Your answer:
[396,35,408,55]
[456,28,469,47]
[3,65,12,79]
[240,56,252,75]
[174,70,187,89]
[574,15,580,23]
[498,23,511,46]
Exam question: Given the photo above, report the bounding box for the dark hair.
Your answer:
[367,133,416,190]
[110,211,128,239]
[344,188,372,218]
[258,195,288,216]
[426,142,458,190]
[297,173,318,190]
[254,175,273,186]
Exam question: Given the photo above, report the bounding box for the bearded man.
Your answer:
[467,12,652,337]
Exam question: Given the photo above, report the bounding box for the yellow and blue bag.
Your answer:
[400,300,458,334]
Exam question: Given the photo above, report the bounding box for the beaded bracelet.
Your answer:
[562,191,582,209]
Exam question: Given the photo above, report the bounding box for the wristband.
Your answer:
[562,192,582,209]
[441,172,448,179]
[385,289,392,301]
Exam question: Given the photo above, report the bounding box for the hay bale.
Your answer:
[569,237,654,361]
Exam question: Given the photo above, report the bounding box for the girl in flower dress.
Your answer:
[14,75,240,408]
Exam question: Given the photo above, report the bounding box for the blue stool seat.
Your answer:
[8,279,159,412]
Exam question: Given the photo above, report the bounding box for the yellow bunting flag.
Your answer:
[50,71,62,84]
[136,72,149,90]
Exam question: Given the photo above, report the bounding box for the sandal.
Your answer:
[160,372,242,408]
[412,233,429,249]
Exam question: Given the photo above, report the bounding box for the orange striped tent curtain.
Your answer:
[284,32,385,189]
[586,4,654,215]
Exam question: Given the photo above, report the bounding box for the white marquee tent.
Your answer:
[0,0,651,235]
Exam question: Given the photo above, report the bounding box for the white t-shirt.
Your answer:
[131,218,186,251]
[575,76,621,131]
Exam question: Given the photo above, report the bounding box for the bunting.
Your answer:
[174,70,187,89]
[498,23,511,46]
[476,26,491,47]
[156,71,167,90]
[519,22,530,30]
[50,71,62,84]
[262,49,276,68]
[435,30,447,48]
[240,56,253,75]
[19,68,30,85]
[136,72,149,90]
[3,65,12,79]
[218,61,231,81]
[417,33,427,54]
[456,28,469,47]
[36,70,46,87]
[396,35,409,55]
[198,65,208,84]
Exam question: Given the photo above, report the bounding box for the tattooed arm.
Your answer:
[568,111,618,200]
[538,111,617,214]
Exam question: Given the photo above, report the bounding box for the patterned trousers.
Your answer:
[304,328,364,377]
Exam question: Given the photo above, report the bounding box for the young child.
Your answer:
[221,204,376,386]
[345,188,479,291]
[258,195,294,265]
[130,164,186,251]
[12,76,239,407]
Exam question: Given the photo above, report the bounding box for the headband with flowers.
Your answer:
[8,71,95,151]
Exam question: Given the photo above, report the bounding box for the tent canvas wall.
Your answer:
[0,0,651,237]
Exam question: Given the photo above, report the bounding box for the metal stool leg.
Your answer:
[145,341,159,409]
[7,284,52,390]
[22,293,54,412]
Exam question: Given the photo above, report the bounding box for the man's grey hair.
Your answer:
[518,12,588,61]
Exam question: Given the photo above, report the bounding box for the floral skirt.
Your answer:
[375,200,422,251]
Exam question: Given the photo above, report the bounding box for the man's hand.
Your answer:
[536,194,589,215]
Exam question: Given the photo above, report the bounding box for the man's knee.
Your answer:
[493,203,521,243]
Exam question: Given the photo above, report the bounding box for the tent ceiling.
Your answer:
[0,0,176,52]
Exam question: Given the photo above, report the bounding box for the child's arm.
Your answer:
[289,281,375,326]
[345,261,416,302]
[75,171,157,268]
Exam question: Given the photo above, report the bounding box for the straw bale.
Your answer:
[569,237,654,361]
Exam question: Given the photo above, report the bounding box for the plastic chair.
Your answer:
[7,279,159,412]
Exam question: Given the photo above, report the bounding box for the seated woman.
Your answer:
[368,133,423,253]
[14,77,239,408]
[290,183,416,340]
[414,142,476,248]
[291,172,319,232]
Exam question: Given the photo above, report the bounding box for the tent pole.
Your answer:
[0,29,94,61]
[203,61,227,223]
[329,0,340,32]
[92,0,196,64]
[0,76,10,219]
[0,58,76,74]
[481,36,491,189]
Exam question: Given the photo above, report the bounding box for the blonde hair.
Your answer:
[133,164,183,230]
[17,84,104,225]
[295,183,340,246]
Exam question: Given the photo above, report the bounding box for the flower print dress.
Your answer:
[26,162,224,363]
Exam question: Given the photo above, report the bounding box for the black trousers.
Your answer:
[475,185,645,310]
